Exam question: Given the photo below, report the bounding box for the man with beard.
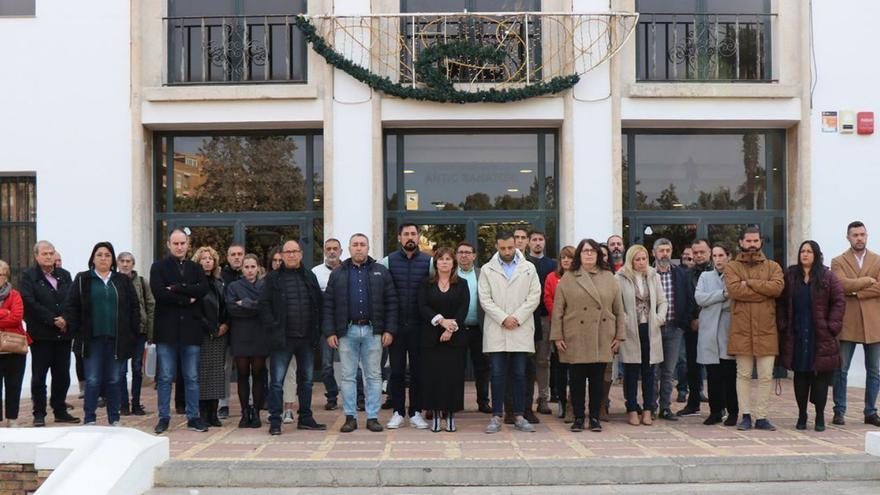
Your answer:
[651,238,698,421]
[525,231,557,416]
[724,227,784,431]
[607,235,625,273]
[383,223,431,429]
[831,221,880,427]
[217,243,245,419]
[676,238,712,415]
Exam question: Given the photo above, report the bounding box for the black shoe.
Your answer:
[175,404,186,415]
[249,408,262,429]
[676,406,701,417]
[796,412,808,430]
[658,408,678,421]
[380,398,392,410]
[298,417,327,430]
[588,417,602,432]
[676,390,687,403]
[154,419,170,434]
[208,413,222,428]
[723,413,738,427]
[340,415,358,433]
[570,418,585,432]
[832,412,845,425]
[524,409,540,424]
[477,402,492,414]
[269,421,282,436]
[700,393,709,403]
[703,414,723,426]
[238,407,252,428]
[865,413,880,427]
[218,406,229,419]
[54,412,81,424]
[187,418,209,432]
[366,418,383,432]
[325,399,338,411]
[33,416,46,427]
[97,397,106,408]
[815,412,826,432]
[131,404,147,416]
[120,405,131,416]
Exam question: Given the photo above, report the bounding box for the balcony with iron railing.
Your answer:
[635,12,776,82]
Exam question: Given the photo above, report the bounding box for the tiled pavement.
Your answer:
[16,379,875,462]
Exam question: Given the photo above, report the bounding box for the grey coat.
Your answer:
[694,269,732,364]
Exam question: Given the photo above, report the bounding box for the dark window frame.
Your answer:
[0,174,37,285]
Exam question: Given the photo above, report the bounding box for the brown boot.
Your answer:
[628,411,640,426]
[642,410,653,426]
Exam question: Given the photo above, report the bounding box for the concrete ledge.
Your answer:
[0,427,169,495]
[866,431,880,457]
[154,454,880,488]
[625,82,801,99]
[143,84,318,102]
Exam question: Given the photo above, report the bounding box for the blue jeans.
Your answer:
[656,324,682,410]
[338,325,383,418]
[157,343,200,421]
[322,338,363,401]
[269,338,314,424]
[119,334,148,409]
[489,352,527,416]
[834,341,880,416]
[84,337,124,424]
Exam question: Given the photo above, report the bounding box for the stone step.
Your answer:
[153,454,880,488]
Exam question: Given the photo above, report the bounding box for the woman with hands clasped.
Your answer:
[418,247,470,433]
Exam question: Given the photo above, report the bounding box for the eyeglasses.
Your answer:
[282,249,302,255]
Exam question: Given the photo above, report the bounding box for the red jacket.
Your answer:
[544,271,561,316]
[0,289,32,345]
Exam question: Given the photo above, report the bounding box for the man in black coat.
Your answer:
[259,239,326,435]
[324,233,398,433]
[150,229,209,434]
[19,240,81,426]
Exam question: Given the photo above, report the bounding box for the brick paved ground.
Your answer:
[15,379,875,461]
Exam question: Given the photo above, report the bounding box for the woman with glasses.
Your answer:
[65,242,140,425]
[0,260,30,427]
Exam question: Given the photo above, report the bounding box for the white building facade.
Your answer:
[1,1,877,377]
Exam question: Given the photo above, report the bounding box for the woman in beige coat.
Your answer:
[615,245,668,426]
[550,239,626,432]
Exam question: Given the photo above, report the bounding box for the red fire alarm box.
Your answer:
[858,112,874,135]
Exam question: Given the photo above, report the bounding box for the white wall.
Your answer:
[0,2,132,274]
[810,1,880,387]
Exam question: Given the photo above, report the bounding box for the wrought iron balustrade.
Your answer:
[636,12,775,82]
[165,15,308,85]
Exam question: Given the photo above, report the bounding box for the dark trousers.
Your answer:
[465,325,490,405]
[624,323,656,412]
[555,361,570,405]
[794,370,833,417]
[505,354,536,414]
[120,334,148,409]
[683,330,703,409]
[490,352,527,416]
[549,351,560,399]
[30,339,72,418]
[570,362,606,420]
[389,327,421,417]
[706,359,738,419]
[0,354,26,421]
[268,338,314,424]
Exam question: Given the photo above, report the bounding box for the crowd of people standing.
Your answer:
[0,220,878,437]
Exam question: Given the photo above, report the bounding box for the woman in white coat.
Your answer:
[615,245,667,426]
[695,243,738,426]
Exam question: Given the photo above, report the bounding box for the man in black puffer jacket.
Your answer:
[323,233,397,433]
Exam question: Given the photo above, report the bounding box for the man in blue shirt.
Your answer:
[456,241,491,413]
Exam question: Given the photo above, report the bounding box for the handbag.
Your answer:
[0,331,28,354]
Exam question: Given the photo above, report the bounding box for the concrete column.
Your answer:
[329,0,376,251]
[563,0,616,246]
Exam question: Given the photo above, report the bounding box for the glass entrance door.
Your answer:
[632,221,698,265]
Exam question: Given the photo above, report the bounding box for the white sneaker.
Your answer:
[409,412,429,429]
[282,410,295,424]
[386,412,406,429]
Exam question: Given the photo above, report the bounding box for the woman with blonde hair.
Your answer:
[192,246,228,427]
[615,244,667,426]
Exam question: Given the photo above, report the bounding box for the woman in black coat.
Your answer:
[418,247,470,432]
[777,240,845,432]
[226,254,268,428]
[65,242,139,426]
[192,246,228,427]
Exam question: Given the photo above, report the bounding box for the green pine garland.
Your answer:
[293,15,579,104]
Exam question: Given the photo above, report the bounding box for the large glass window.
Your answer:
[0,175,36,284]
[623,130,786,262]
[386,130,557,264]
[155,131,323,267]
